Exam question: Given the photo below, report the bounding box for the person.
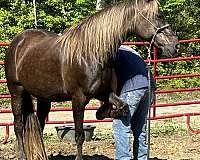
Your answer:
[112,45,155,160]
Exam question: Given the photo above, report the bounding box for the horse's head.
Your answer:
[133,0,180,57]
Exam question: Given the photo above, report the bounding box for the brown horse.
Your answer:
[5,0,179,159]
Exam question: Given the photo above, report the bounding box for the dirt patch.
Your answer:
[1,126,200,160]
[46,134,200,160]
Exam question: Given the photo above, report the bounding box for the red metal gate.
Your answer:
[0,39,200,144]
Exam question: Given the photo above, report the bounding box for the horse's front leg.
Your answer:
[72,94,88,160]
[109,92,129,118]
[96,92,128,120]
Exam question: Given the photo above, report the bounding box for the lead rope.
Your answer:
[135,9,170,159]
[146,26,169,159]
[145,24,170,160]
[136,9,171,159]
[147,43,152,160]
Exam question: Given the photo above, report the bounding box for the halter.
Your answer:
[138,11,169,55]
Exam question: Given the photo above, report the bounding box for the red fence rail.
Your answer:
[0,39,200,143]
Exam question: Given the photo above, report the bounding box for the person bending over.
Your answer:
[112,45,155,160]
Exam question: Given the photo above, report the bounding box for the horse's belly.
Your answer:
[19,74,65,99]
[16,45,67,99]
[17,63,65,99]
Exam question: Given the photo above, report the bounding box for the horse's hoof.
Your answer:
[96,115,104,120]
[96,112,105,120]
[110,104,129,119]
[96,105,111,120]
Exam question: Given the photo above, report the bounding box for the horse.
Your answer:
[5,0,180,159]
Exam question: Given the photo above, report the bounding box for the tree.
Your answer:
[0,0,96,41]
[161,0,200,40]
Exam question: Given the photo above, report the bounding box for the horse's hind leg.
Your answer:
[10,85,26,160]
[9,85,34,160]
[36,100,51,131]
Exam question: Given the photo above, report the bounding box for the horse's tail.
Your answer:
[23,113,48,160]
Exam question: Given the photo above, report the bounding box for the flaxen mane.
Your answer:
[58,0,159,65]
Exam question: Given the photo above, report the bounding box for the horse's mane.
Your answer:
[57,0,159,65]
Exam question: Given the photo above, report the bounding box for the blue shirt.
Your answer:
[114,46,149,95]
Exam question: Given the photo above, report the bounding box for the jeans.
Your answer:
[113,89,149,160]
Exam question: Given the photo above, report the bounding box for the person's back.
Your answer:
[114,45,149,95]
[112,45,154,160]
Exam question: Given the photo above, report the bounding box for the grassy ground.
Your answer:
[1,117,200,159]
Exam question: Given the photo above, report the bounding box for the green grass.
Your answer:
[43,133,60,145]
[40,118,195,145]
[156,90,200,104]
[93,128,114,140]
[150,118,188,136]
[1,115,199,146]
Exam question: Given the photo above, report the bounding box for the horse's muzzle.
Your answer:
[163,42,180,57]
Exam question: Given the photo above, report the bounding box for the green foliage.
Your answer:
[0,0,33,40]
[160,0,200,39]
[36,0,96,33]
[0,0,96,40]
[156,59,200,90]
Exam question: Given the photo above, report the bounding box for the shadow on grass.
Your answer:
[49,154,167,160]
[49,154,113,160]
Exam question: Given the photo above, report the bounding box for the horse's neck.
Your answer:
[59,2,138,66]
[91,3,136,56]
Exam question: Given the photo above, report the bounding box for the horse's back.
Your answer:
[5,29,57,78]
[6,29,58,60]
[10,29,57,46]
[5,29,64,97]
